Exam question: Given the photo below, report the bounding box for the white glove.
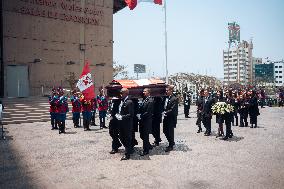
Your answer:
[136,114,141,120]
[115,113,122,120]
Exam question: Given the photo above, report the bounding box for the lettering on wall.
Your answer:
[12,0,105,26]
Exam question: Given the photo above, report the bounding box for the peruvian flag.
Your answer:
[139,0,163,5]
[76,61,95,100]
[125,0,162,10]
[125,0,137,10]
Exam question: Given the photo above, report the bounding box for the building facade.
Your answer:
[274,60,284,87]
[0,0,120,97]
[223,40,253,86]
[254,63,274,86]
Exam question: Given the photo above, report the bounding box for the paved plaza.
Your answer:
[1,104,284,189]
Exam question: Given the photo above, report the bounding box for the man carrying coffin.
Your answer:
[137,88,154,156]
[116,88,134,160]
[163,85,178,152]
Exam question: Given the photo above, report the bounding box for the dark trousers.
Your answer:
[225,119,233,137]
[196,112,203,131]
[109,119,121,150]
[250,115,258,125]
[99,117,105,127]
[202,116,212,134]
[240,114,248,127]
[184,105,190,117]
[119,122,133,155]
[140,125,151,152]
[232,112,238,126]
[152,117,161,143]
[163,119,175,147]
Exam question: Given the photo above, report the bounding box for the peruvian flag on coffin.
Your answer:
[76,61,95,100]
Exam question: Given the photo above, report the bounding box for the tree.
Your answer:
[113,61,129,79]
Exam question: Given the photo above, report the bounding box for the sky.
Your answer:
[113,0,284,79]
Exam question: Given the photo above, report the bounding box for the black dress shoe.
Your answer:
[204,133,211,136]
[51,127,55,130]
[165,146,173,152]
[152,142,159,147]
[102,126,108,129]
[121,154,130,160]
[221,136,229,140]
[109,149,118,154]
[140,151,149,156]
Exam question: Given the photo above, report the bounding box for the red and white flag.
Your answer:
[76,61,95,100]
[139,0,163,5]
[125,0,137,10]
[124,0,162,10]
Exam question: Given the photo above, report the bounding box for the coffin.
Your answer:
[105,79,168,98]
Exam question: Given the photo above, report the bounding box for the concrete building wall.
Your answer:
[2,0,113,97]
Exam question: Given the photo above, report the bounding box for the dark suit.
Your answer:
[196,96,204,131]
[139,97,154,153]
[248,96,259,126]
[201,96,214,134]
[109,98,122,151]
[183,93,191,117]
[118,97,134,155]
[152,97,163,144]
[163,95,178,147]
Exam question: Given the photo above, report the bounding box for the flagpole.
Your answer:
[164,0,168,84]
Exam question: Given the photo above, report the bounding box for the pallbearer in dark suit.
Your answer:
[163,85,178,152]
[116,88,134,160]
[108,97,122,154]
[137,88,154,156]
[152,96,163,146]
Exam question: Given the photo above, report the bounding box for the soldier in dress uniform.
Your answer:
[201,89,214,136]
[70,89,81,128]
[80,94,92,131]
[49,87,58,130]
[97,88,108,129]
[232,91,240,126]
[56,87,68,134]
[91,97,97,126]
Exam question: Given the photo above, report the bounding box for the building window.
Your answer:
[275,66,278,68]
[279,76,283,78]
[276,76,279,78]
[279,71,282,73]
[275,71,278,73]
[279,66,282,68]
[279,81,282,83]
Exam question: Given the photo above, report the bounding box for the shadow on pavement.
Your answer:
[0,133,38,189]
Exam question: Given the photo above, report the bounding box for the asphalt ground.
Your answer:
[1,106,284,189]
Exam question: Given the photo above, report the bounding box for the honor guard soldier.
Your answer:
[196,89,205,133]
[80,94,92,131]
[97,88,108,129]
[183,90,191,118]
[49,87,58,130]
[56,87,68,134]
[70,90,82,128]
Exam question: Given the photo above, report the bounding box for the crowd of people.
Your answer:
[48,85,284,160]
